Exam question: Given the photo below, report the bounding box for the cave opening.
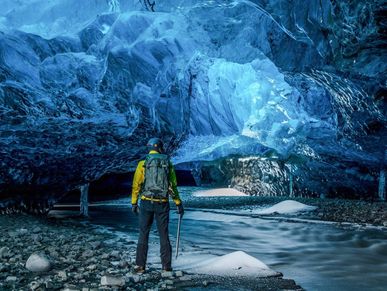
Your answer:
[57,169,197,204]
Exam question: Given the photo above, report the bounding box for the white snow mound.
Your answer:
[193,188,248,197]
[189,251,277,277]
[257,200,317,215]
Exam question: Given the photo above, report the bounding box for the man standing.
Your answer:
[131,138,184,274]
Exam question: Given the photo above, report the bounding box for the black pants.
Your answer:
[136,200,172,269]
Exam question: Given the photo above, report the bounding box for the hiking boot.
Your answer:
[162,266,173,272]
[134,265,145,274]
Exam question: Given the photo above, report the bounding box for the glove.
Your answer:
[176,203,184,216]
[132,204,139,215]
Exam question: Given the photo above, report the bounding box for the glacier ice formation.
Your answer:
[0,0,386,210]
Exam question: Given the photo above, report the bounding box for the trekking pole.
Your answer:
[175,213,182,259]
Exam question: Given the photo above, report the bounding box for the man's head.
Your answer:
[147,137,164,153]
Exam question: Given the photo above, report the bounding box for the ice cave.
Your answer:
[0,1,386,290]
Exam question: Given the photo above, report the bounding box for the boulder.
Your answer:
[25,253,52,272]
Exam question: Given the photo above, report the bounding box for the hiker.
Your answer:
[131,137,184,273]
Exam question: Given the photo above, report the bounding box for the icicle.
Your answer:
[378,149,386,201]
[80,184,89,217]
[191,162,202,186]
[108,0,120,12]
[379,169,385,201]
[288,164,294,198]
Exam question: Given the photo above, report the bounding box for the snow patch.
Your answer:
[187,251,277,277]
[193,188,248,197]
[256,200,317,215]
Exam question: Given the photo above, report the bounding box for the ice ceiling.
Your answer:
[0,0,386,205]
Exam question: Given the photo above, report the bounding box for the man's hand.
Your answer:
[132,204,139,215]
[176,203,184,216]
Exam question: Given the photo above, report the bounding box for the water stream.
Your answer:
[82,187,387,291]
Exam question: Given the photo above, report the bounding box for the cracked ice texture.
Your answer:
[0,0,386,206]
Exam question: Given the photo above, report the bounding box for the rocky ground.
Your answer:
[297,198,387,226]
[185,196,387,226]
[0,214,302,291]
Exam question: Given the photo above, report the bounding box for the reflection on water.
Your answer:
[178,210,387,291]
[82,188,387,291]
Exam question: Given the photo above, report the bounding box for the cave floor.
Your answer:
[0,214,302,291]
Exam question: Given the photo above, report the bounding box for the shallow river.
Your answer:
[83,187,387,291]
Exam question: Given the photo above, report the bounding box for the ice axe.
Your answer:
[175,213,182,259]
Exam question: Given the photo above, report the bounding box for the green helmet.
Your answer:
[146,137,164,152]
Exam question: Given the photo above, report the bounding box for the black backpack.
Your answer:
[141,154,170,198]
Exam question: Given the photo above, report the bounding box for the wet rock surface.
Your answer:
[298,198,387,226]
[0,214,302,290]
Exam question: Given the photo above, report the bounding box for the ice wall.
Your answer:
[0,0,386,208]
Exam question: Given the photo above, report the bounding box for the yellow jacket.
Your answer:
[131,150,181,205]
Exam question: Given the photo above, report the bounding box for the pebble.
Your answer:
[25,253,51,272]
[161,271,173,278]
[63,283,78,289]
[175,270,183,277]
[5,276,17,282]
[45,281,54,289]
[82,250,94,258]
[100,275,125,287]
[32,227,42,233]
[164,279,174,285]
[89,241,102,249]
[127,274,141,283]
[29,281,41,290]
[110,250,120,258]
[8,231,18,237]
[17,228,28,235]
[87,264,97,271]
[58,270,68,281]
[179,275,193,281]
[0,246,10,258]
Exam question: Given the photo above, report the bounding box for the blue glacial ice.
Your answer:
[0,0,386,205]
